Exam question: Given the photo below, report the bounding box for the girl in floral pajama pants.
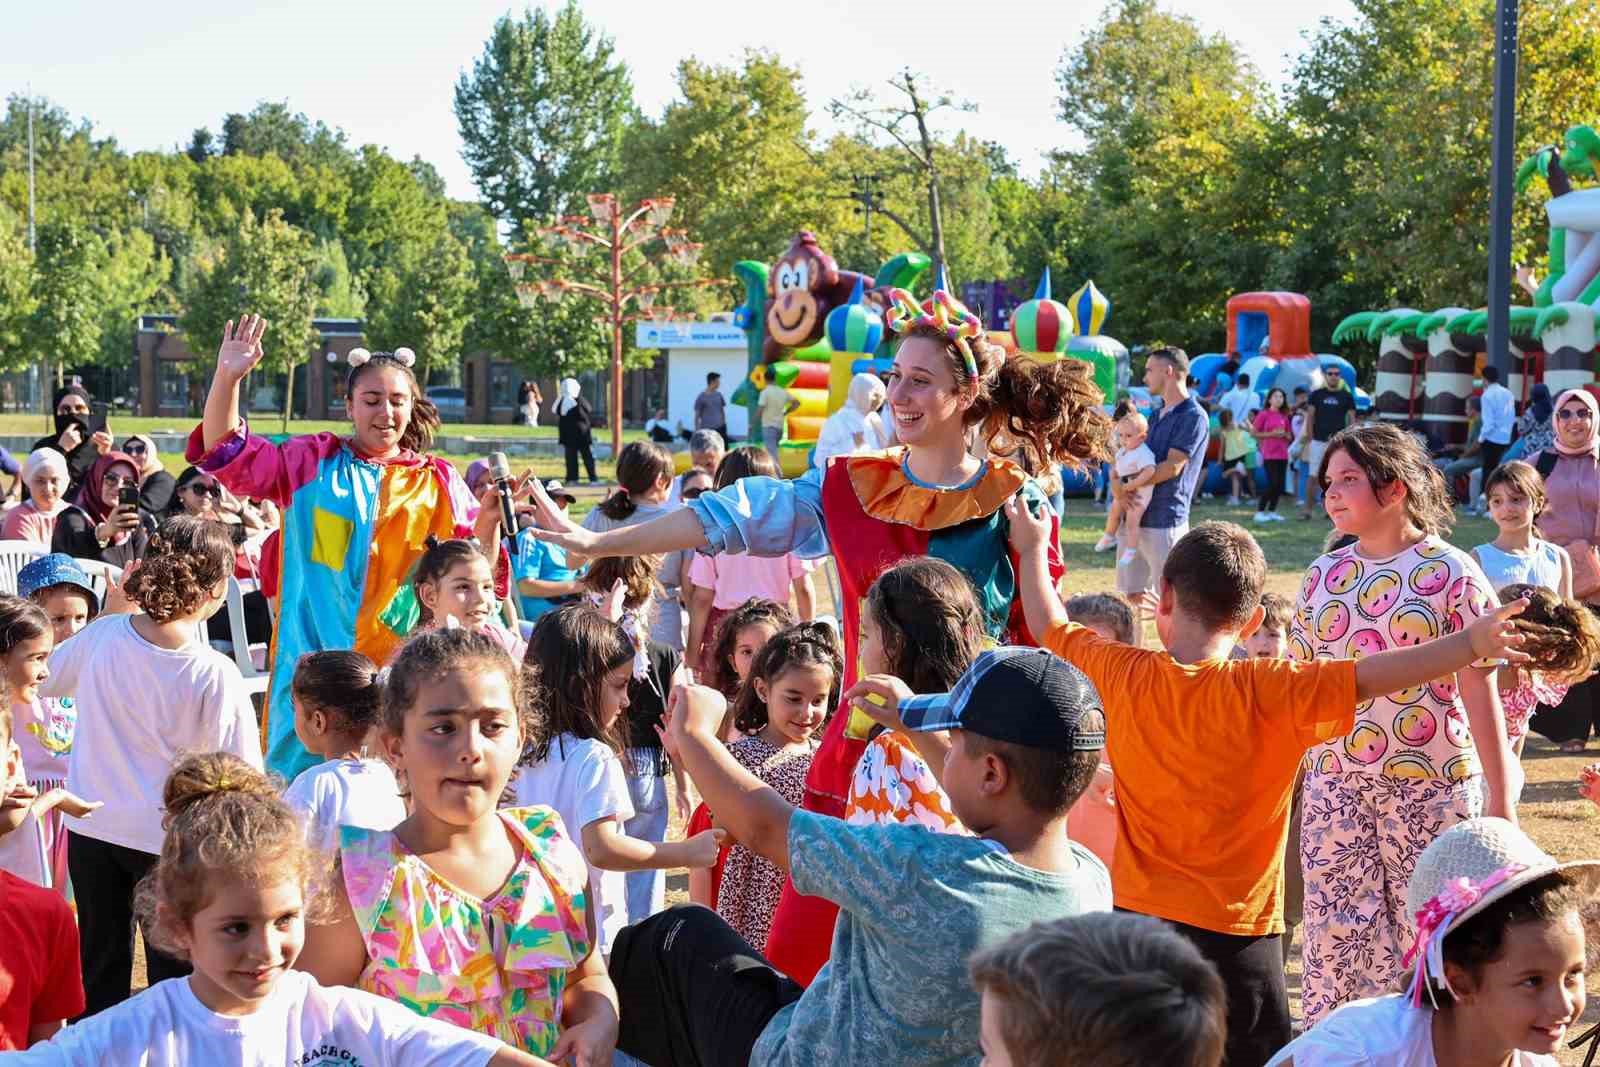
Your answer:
[1289,425,1517,1027]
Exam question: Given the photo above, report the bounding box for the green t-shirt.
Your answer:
[753,811,1112,1067]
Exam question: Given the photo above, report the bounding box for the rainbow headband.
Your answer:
[884,287,984,380]
[1402,863,1526,1008]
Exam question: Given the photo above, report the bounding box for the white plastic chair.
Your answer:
[0,540,49,594]
[215,577,270,695]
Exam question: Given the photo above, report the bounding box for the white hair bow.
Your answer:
[348,346,416,368]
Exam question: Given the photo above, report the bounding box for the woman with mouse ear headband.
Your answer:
[522,281,1113,987]
[188,315,536,780]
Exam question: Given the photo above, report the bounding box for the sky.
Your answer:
[9,0,1359,202]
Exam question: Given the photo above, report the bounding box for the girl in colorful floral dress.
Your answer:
[296,628,618,1063]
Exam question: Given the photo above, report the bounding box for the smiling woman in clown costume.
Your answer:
[188,315,521,780]
[525,284,1110,984]
[1290,421,1517,1028]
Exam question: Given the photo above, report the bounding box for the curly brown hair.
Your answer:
[1498,583,1600,685]
[124,515,235,623]
[1318,421,1455,537]
[731,621,843,735]
[346,355,439,454]
[706,598,796,699]
[897,323,1112,474]
[135,752,328,959]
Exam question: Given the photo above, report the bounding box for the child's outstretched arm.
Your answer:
[1351,597,1530,701]
[662,684,794,872]
[1004,494,1069,639]
[582,817,725,873]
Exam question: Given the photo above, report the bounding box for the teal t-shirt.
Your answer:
[753,811,1112,1066]
[512,528,576,621]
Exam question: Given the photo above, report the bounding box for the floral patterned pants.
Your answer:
[1298,769,1482,1025]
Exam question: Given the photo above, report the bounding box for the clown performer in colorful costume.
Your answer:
[188,315,523,779]
[525,285,1110,983]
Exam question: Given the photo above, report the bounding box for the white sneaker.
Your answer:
[1267,512,1286,522]
[1117,548,1138,565]
[1253,512,1269,524]
[1093,534,1117,552]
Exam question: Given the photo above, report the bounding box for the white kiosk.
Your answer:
[636,320,751,441]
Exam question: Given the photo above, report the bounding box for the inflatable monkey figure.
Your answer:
[764,232,873,362]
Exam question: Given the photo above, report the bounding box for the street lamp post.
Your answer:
[504,194,724,459]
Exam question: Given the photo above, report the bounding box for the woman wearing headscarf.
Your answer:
[31,385,112,497]
[555,377,598,484]
[1,449,71,543]
[122,434,175,515]
[812,372,888,470]
[1529,387,1600,750]
[51,451,157,567]
[1514,382,1556,458]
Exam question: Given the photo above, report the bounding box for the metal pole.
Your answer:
[610,206,624,460]
[28,89,44,421]
[1485,0,1519,380]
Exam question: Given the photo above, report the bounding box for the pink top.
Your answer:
[1539,450,1600,545]
[688,551,813,611]
[1253,409,1292,462]
[1,502,64,545]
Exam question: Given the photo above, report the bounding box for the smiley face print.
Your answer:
[1316,601,1352,644]
[1409,559,1452,598]
[1392,706,1438,747]
[1346,629,1389,659]
[1324,557,1364,596]
[1357,570,1403,620]
[1344,722,1388,764]
[1388,605,1439,648]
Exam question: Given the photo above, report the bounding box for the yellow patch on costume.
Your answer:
[310,507,355,570]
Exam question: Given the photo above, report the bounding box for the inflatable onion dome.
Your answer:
[1010,267,1074,354]
[1071,279,1111,336]
[825,277,884,354]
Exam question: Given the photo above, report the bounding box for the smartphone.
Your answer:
[118,485,140,511]
[52,410,108,440]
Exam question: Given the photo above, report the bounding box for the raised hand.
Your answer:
[216,314,268,382]
[1003,491,1051,556]
[1468,596,1532,664]
[524,478,599,556]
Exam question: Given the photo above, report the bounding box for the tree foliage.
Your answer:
[454,1,634,232]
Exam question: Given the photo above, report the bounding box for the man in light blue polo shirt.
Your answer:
[1118,347,1209,624]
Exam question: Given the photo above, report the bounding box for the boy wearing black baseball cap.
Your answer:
[609,649,1111,1067]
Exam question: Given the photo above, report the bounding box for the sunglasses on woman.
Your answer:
[189,482,223,498]
[124,441,146,455]
[1558,407,1594,422]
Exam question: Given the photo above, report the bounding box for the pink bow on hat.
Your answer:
[1404,863,1526,1007]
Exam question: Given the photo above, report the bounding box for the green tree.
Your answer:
[454,1,634,232]
[219,102,352,170]
[0,209,37,370]
[363,230,474,383]
[23,221,101,378]
[182,209,320,430]
[620,52,854,276]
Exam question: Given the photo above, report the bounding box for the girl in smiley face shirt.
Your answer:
[1292,423,1516,1028]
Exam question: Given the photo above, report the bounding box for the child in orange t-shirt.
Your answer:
[1003,500,1530,1067]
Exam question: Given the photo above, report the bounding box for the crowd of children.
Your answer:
[6,336,1600,1067]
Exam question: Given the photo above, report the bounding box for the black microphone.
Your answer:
[487,452,518,542]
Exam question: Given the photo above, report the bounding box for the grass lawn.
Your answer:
[0,412,656,443]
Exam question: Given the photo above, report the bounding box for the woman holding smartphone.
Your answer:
[52,451,157,568]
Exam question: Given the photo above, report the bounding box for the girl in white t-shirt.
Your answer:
[1268,817,1600,1067]
[10,751,553,1066]
[412,535,525,659]
[282,651,405,859]
[44,515,262,1016]
[514,603,722,953]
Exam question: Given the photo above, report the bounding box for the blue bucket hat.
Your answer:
[17,553,101,614]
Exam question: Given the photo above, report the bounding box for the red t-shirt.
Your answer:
[687,802,729,907]
[0,869,84,1049]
